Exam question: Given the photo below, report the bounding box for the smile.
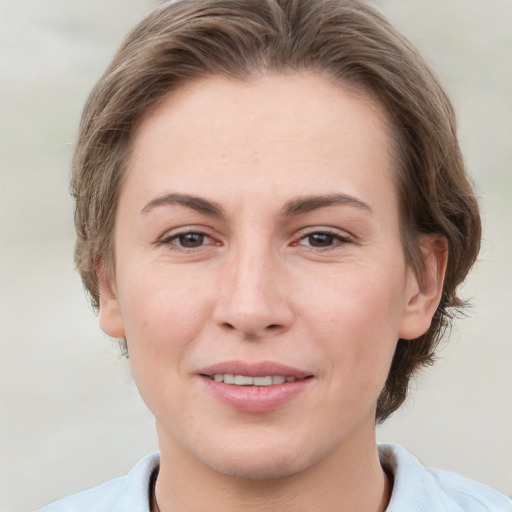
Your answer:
[208,374,298,386]
[198,361,314,411]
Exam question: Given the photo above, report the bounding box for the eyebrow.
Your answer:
[141,193,224,216]
[141,192,371,217]
[282,193,372,216]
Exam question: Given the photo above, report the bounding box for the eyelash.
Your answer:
[159,228,352,252]
[159,230,217,251]
[295,229,352,250]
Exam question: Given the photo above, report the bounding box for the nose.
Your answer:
[213,243,294,339]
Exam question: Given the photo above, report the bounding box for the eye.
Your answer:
[304,233,336,247]
[297,230,351,249]
[161,231,214,249]
[176,232,207,248]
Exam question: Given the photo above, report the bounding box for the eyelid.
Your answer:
[158,226,220,250]
[294,226,353,240]
[292,227,354,250]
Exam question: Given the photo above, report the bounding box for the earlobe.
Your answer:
[97,260,126,339]
[398,235,448,340]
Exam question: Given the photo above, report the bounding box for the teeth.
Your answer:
[253,376,272,386]
[211,374,297,386]
[223,374,235,384]
[234,375,253,386]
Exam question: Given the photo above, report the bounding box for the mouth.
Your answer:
[202,374,307,386]
[198,360,312,384]
[198,361,314,412]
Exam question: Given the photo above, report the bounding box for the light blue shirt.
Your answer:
[37,444,512,511]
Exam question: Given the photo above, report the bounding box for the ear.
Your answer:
[398,235,448,340]
[97,259,126,339]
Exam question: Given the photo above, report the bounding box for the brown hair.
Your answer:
[72,0,481,422]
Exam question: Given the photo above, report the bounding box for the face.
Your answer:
[99,72,437,479]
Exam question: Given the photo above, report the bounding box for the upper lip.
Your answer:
[198,360,313,379]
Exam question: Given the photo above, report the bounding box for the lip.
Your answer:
[198,360,314,413]
[198,360,312,379]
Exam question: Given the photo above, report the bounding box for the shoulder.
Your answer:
[427,467,512,512]
[379,444,512,512]
[36,452,160,512]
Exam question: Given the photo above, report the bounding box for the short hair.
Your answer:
[72,0,481,422]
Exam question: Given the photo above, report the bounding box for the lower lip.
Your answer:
[201,377,313,413]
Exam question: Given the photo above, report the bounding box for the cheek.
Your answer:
[116,270,215,417]
[116,265,213,364]
[301,265,404,381]
[304,261,407,333]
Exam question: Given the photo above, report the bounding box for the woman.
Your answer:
[37,0,511,510]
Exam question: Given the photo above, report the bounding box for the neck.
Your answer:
[154,426,391,512]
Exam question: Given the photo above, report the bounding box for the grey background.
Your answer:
[1,1,511,511]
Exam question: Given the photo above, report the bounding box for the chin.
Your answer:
[205,452,307,481]
[195,433,330,481]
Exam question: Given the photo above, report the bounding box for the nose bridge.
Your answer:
[215,235,293,337]
[230,241,273,305]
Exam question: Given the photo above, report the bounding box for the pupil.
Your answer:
[309,233,333,247]
[180,233,203,247]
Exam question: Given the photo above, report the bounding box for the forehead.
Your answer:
[125,72,396,214]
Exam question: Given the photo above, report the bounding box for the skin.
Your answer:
[98,72,445,512]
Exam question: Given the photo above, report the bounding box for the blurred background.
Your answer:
[1,1,511,510]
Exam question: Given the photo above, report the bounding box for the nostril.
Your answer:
[266,324,280,330]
